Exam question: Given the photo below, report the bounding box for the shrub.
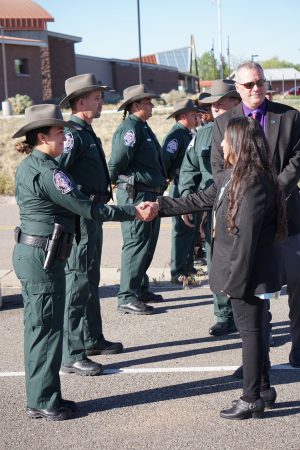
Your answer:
[160,89,186,106]
[7,94,33,115]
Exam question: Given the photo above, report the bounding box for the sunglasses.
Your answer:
[236,79,266,89]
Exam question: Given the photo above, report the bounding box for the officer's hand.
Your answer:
[135,202,158,221]
[181,214,195,228]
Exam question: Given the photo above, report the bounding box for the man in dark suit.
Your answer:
[211,61,300,368]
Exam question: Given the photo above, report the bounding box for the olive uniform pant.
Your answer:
[63,217,103,364]
[13,244,66,410]
[170,183,199,278]
[117,189,160,304]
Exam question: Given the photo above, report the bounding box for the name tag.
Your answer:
[147,138,152,142]
[90,144,97,148]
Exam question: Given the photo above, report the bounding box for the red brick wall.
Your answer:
[112,62,178,96]
[0,44,43,103]
[48,36,76,101]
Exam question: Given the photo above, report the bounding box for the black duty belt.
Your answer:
[15,230,49,250]
[118,182,165,195]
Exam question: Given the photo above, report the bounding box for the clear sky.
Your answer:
[37,0,300,68]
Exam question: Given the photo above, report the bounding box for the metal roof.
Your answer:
[230,67,300,81]
[0,0,54,20]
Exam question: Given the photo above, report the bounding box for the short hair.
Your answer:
[236,61,264,81]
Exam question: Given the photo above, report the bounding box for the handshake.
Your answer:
[135,201,159,221]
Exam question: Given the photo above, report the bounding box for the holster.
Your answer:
[118,175,135,204]
[43,223,74,270]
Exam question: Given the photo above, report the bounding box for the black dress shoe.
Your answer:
[232,387,276,410]
[289,354,300,368]
[209,321,237,336]
[220,398,264,420]
[26,406,71,421]
[61,358,103,376]
[118,301,154,315]
[60,399,77,412]
[86,339,124,356]
[139,292,163,303]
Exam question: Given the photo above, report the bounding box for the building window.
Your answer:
[15,59,29,75]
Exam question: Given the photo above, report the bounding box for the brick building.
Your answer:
[0,0,198,106]
[0,0,81,103]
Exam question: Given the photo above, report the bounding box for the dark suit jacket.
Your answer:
[211,100,300,235]
[158,170,283,299]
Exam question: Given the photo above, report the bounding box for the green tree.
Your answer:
[192,51,230,80]
[261,56,300,72]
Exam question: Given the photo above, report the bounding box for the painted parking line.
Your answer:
[0,364,299,377]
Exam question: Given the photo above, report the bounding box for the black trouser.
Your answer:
[231,296,270,402]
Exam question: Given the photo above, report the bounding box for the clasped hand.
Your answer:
[135,201,159,221]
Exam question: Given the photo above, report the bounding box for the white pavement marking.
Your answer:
[0,364,299,377]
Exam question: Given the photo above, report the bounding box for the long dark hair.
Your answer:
[225,116,287,240]
[15,126,52,154]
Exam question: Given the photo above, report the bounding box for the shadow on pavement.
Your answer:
[106,340,243,369]
[74,372,300,418]
[1,293,23,311]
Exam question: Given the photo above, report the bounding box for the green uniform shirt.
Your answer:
[15,150,136,236]
[179,122,214,196]
[108,114,166,189]
[59,115,111,198]
[161,122,194,180]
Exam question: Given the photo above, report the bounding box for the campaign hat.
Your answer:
[167,98,199,119]
[200,79,240,104]
[117,84,158,112]
[60,73,110,108]
[12,104,74,138]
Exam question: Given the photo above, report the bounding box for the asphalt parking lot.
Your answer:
[1,198,300,450]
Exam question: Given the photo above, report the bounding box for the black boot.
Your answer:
[232,387,276,410]
[220,398,264,420]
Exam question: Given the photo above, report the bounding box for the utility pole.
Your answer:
[217,0,223,79]
[137,0,142,84]
[227,35,230,75]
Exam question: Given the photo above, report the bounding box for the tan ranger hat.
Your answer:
[60,73,110,108]
[12,104,74,138]
[117,84,158,112]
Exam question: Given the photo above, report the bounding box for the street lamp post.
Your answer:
[0,25,12,115]
[251,54,259,61]
[0,26,9,100]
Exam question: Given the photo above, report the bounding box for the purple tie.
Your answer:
[252,111,261,122]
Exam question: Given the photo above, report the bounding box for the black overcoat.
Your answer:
[158,170,284,299]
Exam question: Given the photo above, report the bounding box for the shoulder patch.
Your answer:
[63,132,74,154]
[166,139,178,154]
[124,130,136,147]
[53,170,74,194]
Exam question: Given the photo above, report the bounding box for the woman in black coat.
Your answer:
[157,117,287,420]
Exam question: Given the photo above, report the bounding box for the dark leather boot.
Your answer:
[232,387,277,410]
[220,398,264,420]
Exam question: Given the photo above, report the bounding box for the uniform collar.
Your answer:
[129,113,145,124]
[70,114,92,130]
[31,148,57,163]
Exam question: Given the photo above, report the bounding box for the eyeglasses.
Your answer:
[236,79,266,89]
